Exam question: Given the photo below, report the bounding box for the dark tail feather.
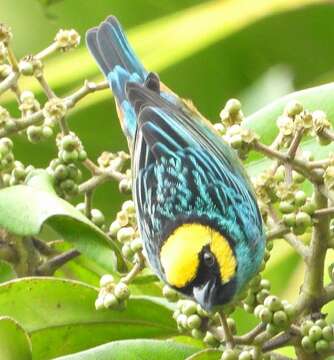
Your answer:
[86,16,146,80]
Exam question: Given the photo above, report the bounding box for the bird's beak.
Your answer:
[193,278,218,311]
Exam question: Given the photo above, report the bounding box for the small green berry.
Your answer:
[301,336,315,353]
[315,319,327,329]
[187,314,201,329]
[301,320,314,336]
[295,190,307,206]
[315,339,329,353]
[264,296,282,312]
[130,238,143,252]
[273,310,288,327]
[61,134,78,151]
[238,350,252,360]
[322,325,334,341]
[99,274,114,287]
[162,285,179,302]
[103,293,119,308]
[121,243,134,258]
[296,211,312,227]
[282,213,296,227]
[61,149,79,163]
[309,325,323,342]
[279,201,295,214]
[191,328,205,339]
[117,226,135,242]
[226,98,241,116]
[54,164,68,180]
[109,220,122,237]
[221,349,238,360]
[260,307,273,323]
[114,282,130,300]
[91,208,105,227]
[182,301,197,316]
[203,331,218,347]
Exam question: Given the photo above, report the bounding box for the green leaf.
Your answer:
[2,0,323,107]
[0,316,32,360]
[0,277,177,359]
[185,349,222,360]
[53,339,199,360]
[0,259,16,283]
[0,170,126,272]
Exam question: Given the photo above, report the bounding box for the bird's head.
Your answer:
[160,223,237,310]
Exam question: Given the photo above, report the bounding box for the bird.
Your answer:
[86,16,265,311]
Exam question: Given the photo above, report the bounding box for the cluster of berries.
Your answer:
[172,299,232,347]
[95,274,130,311]
[301,318,334,354]
[254,296,296,335]
[242,275,271,314]
[76,203,106,230]
[109,200,142,259]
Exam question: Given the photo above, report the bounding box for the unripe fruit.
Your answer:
[301,336,315,353]
[273,310,288,327]
[114,282,130,300]
[279,201,294,214]
[61,135,78,151]
[103,293,119,308]
[301,320,314,336]
[177,314,188,329]
[264,296,282,312]
[117,211,129,227]
[309,325,323,342]
[182,301,197,316]
[256,289,270,304]
[226,98,241,116]
[122,200,135,214]
[162,285,179,302]
[315,339,329,353]
[296,211,312,227]
[203,331,218,347]
[109,220,122,237]
[91,208,105,227]
[260,307,273,323]
[227,317,236,334]
[130,238,143,252]
[295,190,307,206]
[315,319,327,328]
[238,350,252,360]
[196,304,209,318]
[292,171,305,184]
[221,349,238,360]
[121,243,134,258]
[301,201,316,215]
[42,126,53,139]
[62,149,79,163]
[99,274,114,287]
[191,328,204,339]
[117,226,135,242]
[54,164,68,180]
[283,213,296,227]
[283,304,296,320]
[187,314,201,329]
[322,325,334,341]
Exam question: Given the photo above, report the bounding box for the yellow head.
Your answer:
[160,223,237,309]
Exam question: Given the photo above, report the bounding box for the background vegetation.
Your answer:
[1,0,334,359]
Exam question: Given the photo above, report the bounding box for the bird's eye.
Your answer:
[203,251,215,267]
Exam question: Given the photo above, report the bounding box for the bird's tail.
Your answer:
[86,16,147,139]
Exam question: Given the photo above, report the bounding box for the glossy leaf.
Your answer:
[0,316,32,360]
[53,339,199,360]
[0,277,177,359]
[185,349,222,360]
[0,170,126,272]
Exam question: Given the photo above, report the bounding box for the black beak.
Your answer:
[193,278,218,311]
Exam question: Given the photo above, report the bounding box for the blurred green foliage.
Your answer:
[1,1,334,358]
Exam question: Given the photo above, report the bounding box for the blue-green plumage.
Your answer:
[86,16,265,309]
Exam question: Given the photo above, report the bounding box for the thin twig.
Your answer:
[35,249,80,275]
